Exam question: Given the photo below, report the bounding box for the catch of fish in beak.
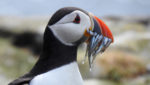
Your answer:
[83,14,114,70]
[84,29,112,70]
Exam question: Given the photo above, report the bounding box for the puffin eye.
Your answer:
[73,15,80,24]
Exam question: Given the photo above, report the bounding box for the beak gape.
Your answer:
[84,15,114,69]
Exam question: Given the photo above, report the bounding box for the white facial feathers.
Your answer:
[49,10,91,46]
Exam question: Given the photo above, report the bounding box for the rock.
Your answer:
[92,50,146,81]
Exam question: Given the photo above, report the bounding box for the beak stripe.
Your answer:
[92,18,102,35]
[94,16,114,42]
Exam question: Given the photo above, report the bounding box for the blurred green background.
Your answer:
[0,0,150,85]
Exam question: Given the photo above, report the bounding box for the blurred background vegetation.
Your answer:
[0,0,150,85]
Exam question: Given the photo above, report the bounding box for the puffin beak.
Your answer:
[84,15,114,68]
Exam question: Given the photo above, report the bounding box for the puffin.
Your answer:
[9,7,114,85]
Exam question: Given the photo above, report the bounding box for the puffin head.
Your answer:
[47,7,114,67]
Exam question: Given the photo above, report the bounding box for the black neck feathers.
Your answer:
[8,27,78,85]
[29,27,78,75]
